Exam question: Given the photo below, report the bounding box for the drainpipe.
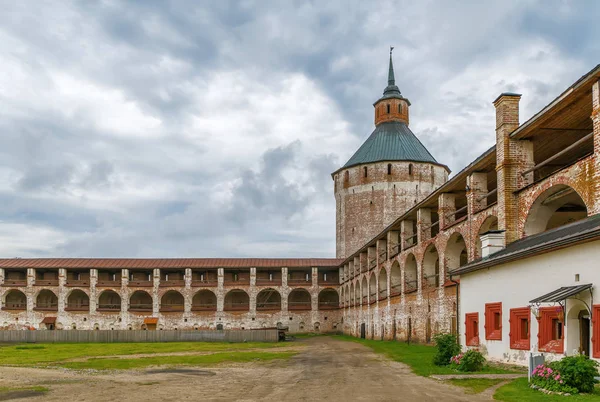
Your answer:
[449,274,460,345]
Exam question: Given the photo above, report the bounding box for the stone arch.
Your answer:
[404,253,418,293]
[524,184,588,237]
[192,289,217,311]
[35,289,58,311]
[369,274,376,302]
[3,289,27,310]
[422,244,440,288]
[129,290,152,312]
[66,289,89,311]
[349,282,355,306]
[378,268,388,300]
[445,232,468,278]
[256,288,281,311]
[318,288,339,310]
[288,288,311,311]
[475,215,498,258]
[160,290,184,312]
[224,289,249,311]
[361,277,368,304]
[390,261,401,296]
[98,290,121,311]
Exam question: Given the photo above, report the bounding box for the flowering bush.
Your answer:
[551,356,599,393]
[433,333,461,366]
[531,363,577,394]
[449,350,485,372]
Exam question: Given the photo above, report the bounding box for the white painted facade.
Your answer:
[459,240,600,366]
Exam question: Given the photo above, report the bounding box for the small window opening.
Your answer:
[387,164,392,175]
[363,167,368,178]
[398,104,402,113]
[344,171,349,182]
[386,104,390,114]
[324,273,327,282]
[408,164,413,175]
[552,319,563,340]
[305,273,310,282]
[269,272,273,281]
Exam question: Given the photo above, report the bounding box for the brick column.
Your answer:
[152,268,160,315]
[89,269,97,314]
[467,172,488,259]
[311,267,319,311]
[58,268,66,313]
[400,220,414,250]
[0,268,4,286]
[217,268,224,312]
[281,267,288,311]
[494,93,533,244]
[376,239,387,264]
[438,193,456,229]
[592,80,600,214]
[121,269,128,314]
[417,208,432,243]
[359,253,367,274]
[249,267,257,315]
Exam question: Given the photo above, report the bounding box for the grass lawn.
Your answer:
[0,341,285,367]
[447,378,506,394]
[333,335,522,377]
[494,378,600,401]
[59,351,297,370]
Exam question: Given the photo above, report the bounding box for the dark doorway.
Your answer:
[360,323,366,339]
[216,323,224,331]
[579,310,590,357]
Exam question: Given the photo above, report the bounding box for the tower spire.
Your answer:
[388,46,395,86]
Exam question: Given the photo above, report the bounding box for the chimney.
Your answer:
[480,230,505,258]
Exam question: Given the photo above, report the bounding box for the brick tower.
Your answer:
[333,48,449,259]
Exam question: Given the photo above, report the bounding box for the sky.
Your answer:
[0,0,599,258]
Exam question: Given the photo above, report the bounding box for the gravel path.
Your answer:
[0,337,497,401]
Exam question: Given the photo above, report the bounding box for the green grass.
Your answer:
[0,386,49,398]
[0,341,283,366]
[494,378,600,401]
[333,335,523,377]
[447,378,506,394]
[58,351,297,370]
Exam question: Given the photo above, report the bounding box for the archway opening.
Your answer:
[422,245,440,288]
[35,290,58,311]
[369,275,376,303]
[476,216,498,258]
[524,185,587,237]
[256,289,282,311]
[192,290,217,311]
[378,269,388,300]
[361,277,368,305]
[445,233,467,280]
[288,288,311,311]
[3,290,26,311]
[66,290,89,311]
[404,254,418,293]
[160,290,184,312]
[318,289,339,310]
[224,289,249,311]
[390,262,401,296]
[98,290,121,312]
[129,290,153,312]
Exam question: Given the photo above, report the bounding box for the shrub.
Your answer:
[531,363,577,394]
[432,333,460,366]
[450,349,485,372]
[550,355,599,394]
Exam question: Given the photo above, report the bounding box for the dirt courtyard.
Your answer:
[0,337,492,401]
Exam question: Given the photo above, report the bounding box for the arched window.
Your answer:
[387,104,390,114]
[387,163,392,175]
[398,104,402,113]
[363,166,368,178]
[344,170,349,183]
[408,164,413,175]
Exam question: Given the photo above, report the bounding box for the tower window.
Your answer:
[386,104,390,114]
[363,167,368,178]
[344,171,349,183]
[408,164,413,175]
[398,104,402,113]
[387,164,392,175]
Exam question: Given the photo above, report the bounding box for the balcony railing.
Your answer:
[287,279,312,286]
[390,284,402,297]
[159,304,184,312]
[128,280,153,287]
[191,303,217,311]
[223,280,250,286]
[369,293,377,304]
[129,303,153,312]
[33,304,58,311]
[159,280,185,287]
[2,303,26,310]
[423,274,439,288]
[368,258,377,270]
[97,280,121,287]
[362,296,367,304]
[379,250,388,262]
[256,279,282,286]
[97,303,121,311]
[317,279,338,285]
[65,280,90,287]
[378,290,388,301]
[65,304,90,311]
[256,302,282,311]
[288,302,311,311]
[318,301,339,310]
[191,280,217,287]
[390,244,400,257]
[2,280,27,287]
[405,280,418,293]
[34,279,59,286]
[223,303,249,311]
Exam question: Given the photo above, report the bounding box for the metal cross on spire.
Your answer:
[388,46,395,86]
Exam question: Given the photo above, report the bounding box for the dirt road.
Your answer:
[0,337,491,401]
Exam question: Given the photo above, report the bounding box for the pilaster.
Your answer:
[438,193,456,229]
[592,80,600,214]
[417,208,432,243]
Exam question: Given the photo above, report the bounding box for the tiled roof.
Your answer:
[0,258,343,269]
[451,213,600,275]
[341,121,440,170]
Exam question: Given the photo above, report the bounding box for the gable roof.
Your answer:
[338,121,445,172]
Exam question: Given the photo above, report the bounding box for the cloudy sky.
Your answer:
[0,1,598,258]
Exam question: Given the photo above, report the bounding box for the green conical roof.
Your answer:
[341,121,440,169]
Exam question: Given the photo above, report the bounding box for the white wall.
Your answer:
[459,240,600,366]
